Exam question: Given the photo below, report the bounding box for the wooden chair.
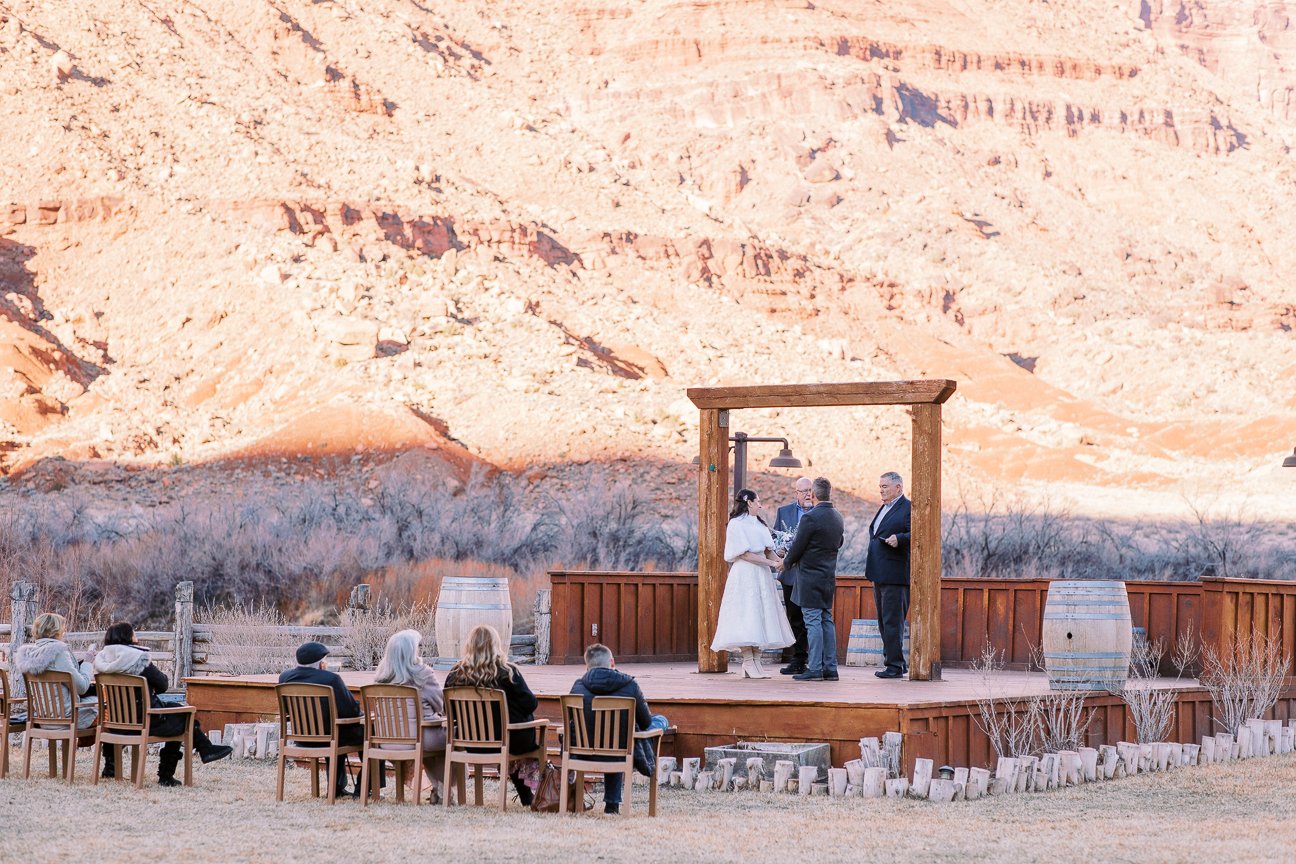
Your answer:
[1,667,27,779]
[558,694,664,817]
[21,670,97,783]
[275,683,363,804]
[358,684,445,806]
[443,686,549,810]
[92,673,196,788]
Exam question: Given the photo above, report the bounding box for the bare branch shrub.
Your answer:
[1029,691,1093,753]
[200,605,298,676]
[971,642,1037,760]
[1120,637,1177,743]
[343,602,436,671]
[1200,633,1289,736]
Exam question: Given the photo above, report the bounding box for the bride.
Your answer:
[710,489,794,678]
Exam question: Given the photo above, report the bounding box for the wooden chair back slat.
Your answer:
[277,684,338,744]
[360,685,421,745]
[24,672,78,725]
[95,674,148,731]
[444,687,507,749]
[560,695,635,758]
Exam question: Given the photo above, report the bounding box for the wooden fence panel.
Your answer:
[1201,577,1296,678]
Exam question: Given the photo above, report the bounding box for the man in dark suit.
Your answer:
[772,476,814,674]
[779,476,845,682]
[865,471,911,679]
[279,641,363,798]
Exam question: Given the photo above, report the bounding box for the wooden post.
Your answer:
[533,588,551,665]
[909,403,942,681]
[9,581,38,697]
[173,581,194,686]
[697,408,729,673]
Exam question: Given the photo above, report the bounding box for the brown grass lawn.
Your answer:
[3,751,1295,863]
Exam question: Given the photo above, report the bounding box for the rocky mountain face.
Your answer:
[1,0,1294,521]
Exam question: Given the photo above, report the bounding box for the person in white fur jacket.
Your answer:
[94,621,232,785]
[13,612,98,730]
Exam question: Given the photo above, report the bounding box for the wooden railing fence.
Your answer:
[2,581,553,692]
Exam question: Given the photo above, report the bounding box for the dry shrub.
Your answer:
[199,605,298,676]
[344,602,436,670]
[974,641,1094,757]
[1201,632,1289,736]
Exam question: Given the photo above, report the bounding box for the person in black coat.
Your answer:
[864,471,912,679]
[772,476,815,675]
[94,622,233,785]
[279,641,363,797]
[569,643,654,814]
[445,624,541,805]
[779,476,845,682]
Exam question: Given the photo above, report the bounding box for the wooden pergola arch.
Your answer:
[687,380,957,682]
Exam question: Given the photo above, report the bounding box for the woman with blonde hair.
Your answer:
[444,624,540,806]
[374,629,447,801]
[14,612,98,729]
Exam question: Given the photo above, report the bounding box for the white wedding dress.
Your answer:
[710,514,795,652]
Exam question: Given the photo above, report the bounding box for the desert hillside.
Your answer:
[2,0,1295,525]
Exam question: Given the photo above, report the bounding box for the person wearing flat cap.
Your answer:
[279,641,364,798]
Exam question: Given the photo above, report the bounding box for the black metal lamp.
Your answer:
[1284,447,1296,468]
[767,447,802,469]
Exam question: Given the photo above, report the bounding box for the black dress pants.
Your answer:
[873,583,910,674]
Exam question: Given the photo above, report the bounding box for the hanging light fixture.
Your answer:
[1283,447,1296,468]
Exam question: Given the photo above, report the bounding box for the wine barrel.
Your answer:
[434,576,513,667]
[845,619,909,668]
[1042,580,1132,691]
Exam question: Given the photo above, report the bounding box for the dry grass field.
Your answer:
[3,751,1295,863]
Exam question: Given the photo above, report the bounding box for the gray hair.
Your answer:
[375,629,425,685]
[812,477,832,501]
[880,471,903,485]
[584,643,614,669]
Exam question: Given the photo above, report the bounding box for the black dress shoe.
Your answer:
[200,744,234,765]
[875,669,903,679]
[822,671,840,681]
[779,664,807,675]
[157,776,182,788]
[792,670,824,681]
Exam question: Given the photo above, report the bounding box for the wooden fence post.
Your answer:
[344,583,371,626]
[534,588,551,665]
[174,581,194,687]
[9,581,38,697]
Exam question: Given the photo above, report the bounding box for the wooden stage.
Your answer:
[185,663,1242,772]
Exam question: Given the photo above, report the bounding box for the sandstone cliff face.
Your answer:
[0,0,1293,519]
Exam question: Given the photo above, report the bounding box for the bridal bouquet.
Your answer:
[771,527,797,553]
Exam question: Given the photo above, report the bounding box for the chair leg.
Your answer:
[91,736,103,787]
[325,753,337,804]
[64,738,75,785]
[47,738,57,778]
[473,764,484,806]
[22,733,32,779]
[623,767,631,815]
[135,743,148,789]
[413,752,423,807]
[648,767,658,817]
[442,757,454,807]
[276,751,287,802]
[360,752,371,808]
[498,756,509,811]
[559,759,569,815]
[310,758,320,799]
[184,725,194,786]
[457,762,466,806]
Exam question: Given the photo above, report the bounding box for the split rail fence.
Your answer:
[1,581,552,694]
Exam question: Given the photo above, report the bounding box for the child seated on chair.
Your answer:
[94,622,233,786]
[569,643,658,815]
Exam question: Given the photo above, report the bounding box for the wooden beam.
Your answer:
[687,380,956,410]
[909,403,943,681]
[698,408,729,673]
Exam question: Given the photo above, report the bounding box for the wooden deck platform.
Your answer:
[186,663,1261,771]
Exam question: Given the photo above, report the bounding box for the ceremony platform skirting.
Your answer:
[184,664,1282,771]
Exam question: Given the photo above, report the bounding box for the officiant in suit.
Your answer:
[779,477,845,682]
[866,471,911,679]
[772,476,814,674]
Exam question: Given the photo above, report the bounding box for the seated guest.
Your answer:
[280,641,363,799]
[374,629,447,802]
[94,622,233,785]
[570,643,656,815]
[445,624,541,806]
[14,612,98,730]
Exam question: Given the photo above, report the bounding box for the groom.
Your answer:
[778,477,845,682]
[772,476,814,675]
